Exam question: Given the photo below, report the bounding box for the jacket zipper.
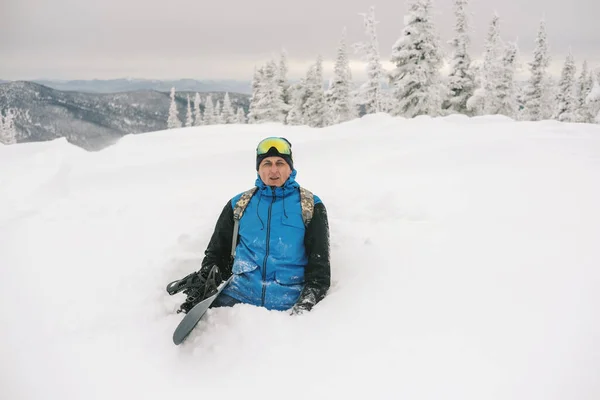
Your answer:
[261,188,276,306]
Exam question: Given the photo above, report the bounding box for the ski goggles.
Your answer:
[256,137,292,156]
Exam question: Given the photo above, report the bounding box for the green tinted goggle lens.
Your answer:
[256,137,292,156]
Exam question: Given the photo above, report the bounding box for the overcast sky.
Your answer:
[1,0,598,81]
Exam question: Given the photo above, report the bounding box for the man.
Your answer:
[196,137,330,315]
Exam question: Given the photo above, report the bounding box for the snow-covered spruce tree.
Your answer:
[496,42,518,117]
[584,69,600,124]
[522,19,550,121]
[481,14,503,115]
[575,61,594,122]
[0,109,17,145]
[445,0,475,114]
[247,67,264,124]
[203,95,216,125]
[185,95,193,127]
[286,81,306,125]
[193,93,202,126]
[214,100,223,124]
[167,87,182,129]
[389,0,443,117]
[327,27,356,124]
[468,14,502,115]
[302,55,327,127]
[253,60,288,123]
[221,92,235,124]
[354,6,385,114]
[236,107,247,124]
[540,76,556,120]
[553,52,577,122]
[278,49,291,119]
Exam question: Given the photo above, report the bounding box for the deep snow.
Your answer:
[1,114,599,400]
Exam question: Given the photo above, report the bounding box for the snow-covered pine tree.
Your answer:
[445,0,475,114]
[466,62,484,113]
[553,52,577,122]
[496,42,518,117]
[167,87,182,129]
[575,61,594,122]
[203,95,216,125]
[585,70,600,123]
[193,93,202,126]
[278,49,291,119]
[214,100,223,124]
[185,95,193,127]
[286,81,306,125]
[0,109,17,145]
[389,0,443,117]
[236,107,247,124]
[468,14,503,115]
[354,6,385,114]
[252,60,288,123]
[221,92,235,124]
[540,76,556,120]
[327,27,356,124]
[247,67,264,124]
[522,19,550,121]
[481,14,503,115]
[302,55,327,127]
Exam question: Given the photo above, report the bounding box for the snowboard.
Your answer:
[172,275,233,345]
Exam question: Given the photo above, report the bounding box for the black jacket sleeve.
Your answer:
[296,202,331,310]
[200,201,235,279]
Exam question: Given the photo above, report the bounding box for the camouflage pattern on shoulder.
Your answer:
[299,187,314,226]
[233,187,258,221]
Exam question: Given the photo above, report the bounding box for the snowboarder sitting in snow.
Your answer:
[175,137,330,315]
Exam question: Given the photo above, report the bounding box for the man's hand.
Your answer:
[290,299,314,316]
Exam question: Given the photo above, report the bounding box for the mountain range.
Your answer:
[0,81,250,150]
[30,78,252,94]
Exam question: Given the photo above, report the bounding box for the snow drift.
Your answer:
[1,114,599,400]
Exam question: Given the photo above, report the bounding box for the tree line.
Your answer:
[166,0,599,130]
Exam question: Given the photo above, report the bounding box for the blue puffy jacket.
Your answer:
[201,170,331,311]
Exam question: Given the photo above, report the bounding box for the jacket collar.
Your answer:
[255,169,299,197]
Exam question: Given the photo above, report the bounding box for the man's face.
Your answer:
[258,156,292,187]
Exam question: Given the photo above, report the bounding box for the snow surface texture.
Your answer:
[1,114,599,400]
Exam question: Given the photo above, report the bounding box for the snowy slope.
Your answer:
[1,114,599,400]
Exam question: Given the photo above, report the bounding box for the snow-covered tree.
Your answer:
[193,93,202,126]
[167,87,182,129]
[236,107,247,124]
[327,27,356,124]
[278,49,291,116]
[302,55,327,127]
[496,42,518,117]
[203,95,216,125]
[481,14,503,115]
[221,92,235,124]
[252,60,288,123]
[214,100,223,124]
[445,0,475,114]
[540,76,556,120]
[468,14,503,115]
[0,109,17,145]
[286,81,306,125]
[185,95,193,127]
[389,0,443,117]
[247,67,263,124]
[584,69,600,124]
[575,61,594,122]
[354,6,385,114]
[553,52,577,122]
[522,20,550,121]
